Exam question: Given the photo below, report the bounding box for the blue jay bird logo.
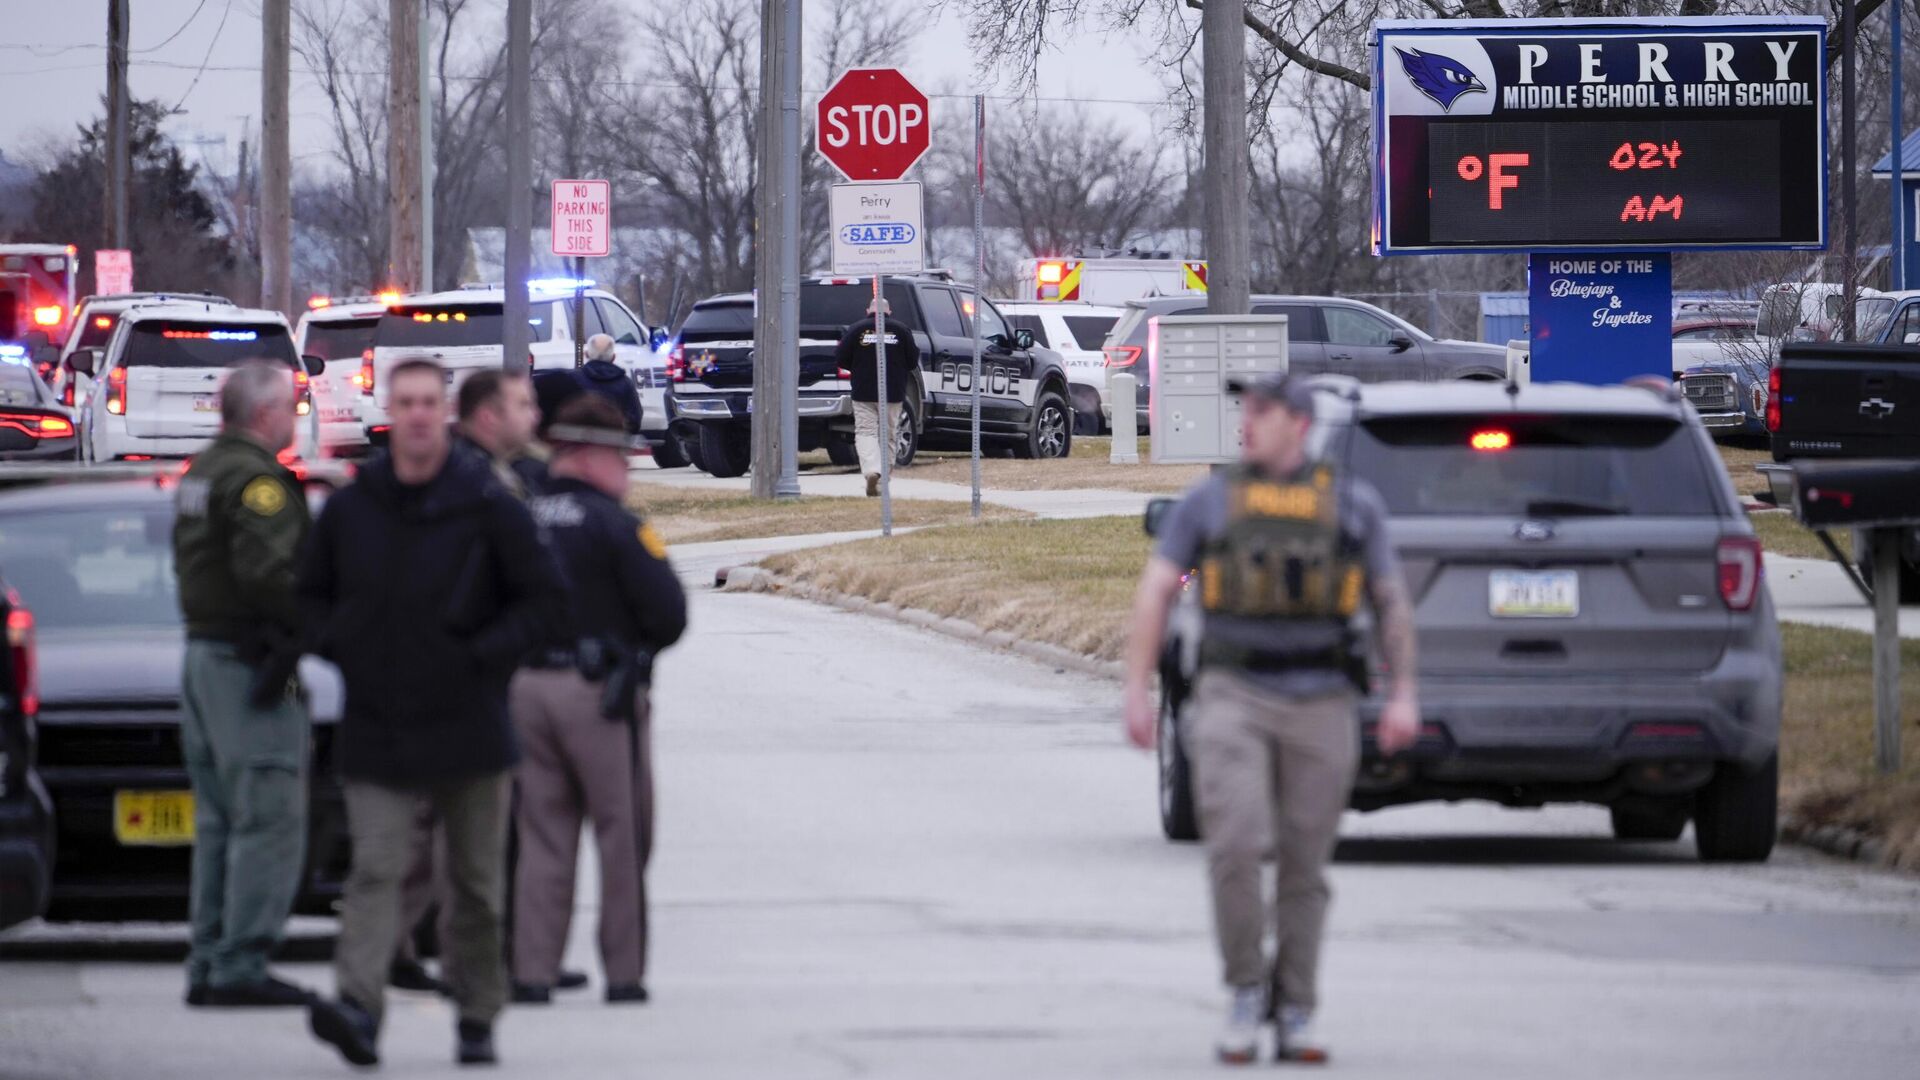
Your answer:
[1396,48,1487,112]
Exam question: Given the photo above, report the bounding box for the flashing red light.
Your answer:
[666,343,687,383]
[93,315,112,329]
[1037,261,1065,284]
[308,296,332,310]
[7,598,37,718]
[377,290,402,307]
[1716,536,1763,612]
[357,350,375,396]
[32,305,63,327]
[1470,429,1512,451]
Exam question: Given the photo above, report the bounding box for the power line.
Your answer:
[139,0,214,54]
[169,0,237,113]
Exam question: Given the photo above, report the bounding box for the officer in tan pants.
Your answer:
[509,396,687,1004]
[1123,373,1422,1066]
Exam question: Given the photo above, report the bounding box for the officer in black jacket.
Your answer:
[509,394,687,1006]
[835,300,917,496]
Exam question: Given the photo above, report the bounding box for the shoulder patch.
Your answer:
[637,522,668,559]
[241,476,288,517]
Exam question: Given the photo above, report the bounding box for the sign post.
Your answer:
[551,179,608,367]
[970,95,986,520]
[95,249,133,296]
[818,68,931,537]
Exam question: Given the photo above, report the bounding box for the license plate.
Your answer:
[1489,570,1579,618]
[192,395,219,413]
[114,790,196,846]
[323,408,356,423]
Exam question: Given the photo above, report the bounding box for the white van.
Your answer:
[71,304,311,462]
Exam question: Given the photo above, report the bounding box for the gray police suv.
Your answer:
[1153,379,1781,862]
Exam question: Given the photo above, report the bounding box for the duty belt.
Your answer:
[1197,642,1350,673]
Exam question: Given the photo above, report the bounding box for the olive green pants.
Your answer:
[179,639,310,990]
[1183,671,1358,1010]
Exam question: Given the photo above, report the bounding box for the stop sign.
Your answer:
[816,68,930,182]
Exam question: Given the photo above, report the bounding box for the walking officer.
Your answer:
[172,360,315,1008]
[1122,372,1421,1066]
[510,395,687,1005]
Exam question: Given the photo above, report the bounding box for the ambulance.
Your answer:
[0,244,80,374]
[1016,251,1206,305]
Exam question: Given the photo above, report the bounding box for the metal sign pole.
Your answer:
[573,256,586,366]
[1893,0,1906,293]
[875,275,892,536]
[970,94,985,520]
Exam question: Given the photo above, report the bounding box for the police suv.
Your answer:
[997,300,1124,434]
[666,273,1075,477]
[53,293,237,413]
[294,296,385,458]
[360,281,670,452]
[70,304,318,463]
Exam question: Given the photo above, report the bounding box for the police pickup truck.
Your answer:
[665,273,1075,477]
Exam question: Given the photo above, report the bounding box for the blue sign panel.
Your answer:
[1527,253,1672,384]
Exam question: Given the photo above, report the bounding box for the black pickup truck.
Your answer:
[1767,341,1919,600]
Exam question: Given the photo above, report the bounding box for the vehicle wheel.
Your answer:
[1014,390,1072,460]
[892,401,918,468]
[697,424,751,478]
[826,435,859,468]
[1158,690,1201,843]
[1693,754,1778,863]
[1609,801,1690,841]
[650,435,690,470]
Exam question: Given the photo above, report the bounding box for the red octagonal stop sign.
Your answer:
[816,68,930,182]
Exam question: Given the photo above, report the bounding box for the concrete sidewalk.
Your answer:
[1768,553,1920,639]
[634,460,1157,521]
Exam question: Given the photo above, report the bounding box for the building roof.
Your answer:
[1872,129,1920,176]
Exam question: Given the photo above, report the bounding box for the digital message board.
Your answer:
[1373,17,1826,255]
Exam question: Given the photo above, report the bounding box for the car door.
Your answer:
[1320,303,1422,381]
[968,292,1035,428]
[595,296,665,435]
[918,287,976,420]
[1252,303,1327,374]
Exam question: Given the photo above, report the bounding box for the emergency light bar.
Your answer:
[526,277,595,293]
[0,344,27,362]
[162,329,260,341]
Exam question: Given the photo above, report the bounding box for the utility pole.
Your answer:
[420,0,435,291]
[1890,0,1903,293]
[751,0,801,499]
[105,0,131,252]
[261,0,292,317]
[388,0,422,292]
[502,0,532,372]
[1201,0,1250,316]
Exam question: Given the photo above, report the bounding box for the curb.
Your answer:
[1780,815,1890,867]
[717,565,1124,681]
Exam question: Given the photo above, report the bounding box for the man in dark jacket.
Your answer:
[531,334,642,439]
[456,368,547,498]
[302,359,565,1069]
[510,395,686,1006]
[835,299,917,496]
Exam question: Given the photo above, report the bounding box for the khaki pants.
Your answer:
[852,400,905,477]
[335,774,509,1027]
[1183,671,1358,1010]
[509,669,653,987]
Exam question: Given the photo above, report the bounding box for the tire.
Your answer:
[1609,801,1690,841]
[696,424,751,479]
[1158,689,1201,843]
[826,436,859,468]
[1693,754,1778,863]
[892,400,918,468]
[1014,389,1072,460]
[650,435,690,470]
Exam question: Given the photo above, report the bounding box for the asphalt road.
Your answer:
[4,582,1920,1079]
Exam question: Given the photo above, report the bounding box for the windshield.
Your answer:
[74,311,119,349]
[1346,415,1720,517]
[799,282,917,331]
[0,505,179,630]
[679,302,754,339]
[1757,287,1804,338]
[303,318,379,361]
[1857,297,1898,343]
[378,303,552,349]
[123,322,297,369]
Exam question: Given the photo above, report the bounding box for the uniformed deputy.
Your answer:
[172,360,315,1009]
[509,394,687,1005]
[1122,372,1421,1066]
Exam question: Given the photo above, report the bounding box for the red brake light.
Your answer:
[667,343,686,382]
[32,305,62,327]
[1103,345,1141,368]
[1470,429,1512,451]
[7,599,37,718]
[106,365,126,415]
[1765,366,1782,432]
[1716,536,1763,611]
[357,350,375,396]
[37,415,72,436]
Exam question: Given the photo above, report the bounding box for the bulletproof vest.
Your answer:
[1198,464,1365,623]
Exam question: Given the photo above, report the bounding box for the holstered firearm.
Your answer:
[573,637,654,723]
[241,622,303,708]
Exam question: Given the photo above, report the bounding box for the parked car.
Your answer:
[0,347,77,461]
[997,300,1124,434]
[1678,359,1769,440]
[1150,379,1781,862]
[1671,316,1770,377]
[0,477,349,920]
[1100,295,1508,432]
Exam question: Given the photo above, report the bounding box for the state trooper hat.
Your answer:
[1226,371,1316,416]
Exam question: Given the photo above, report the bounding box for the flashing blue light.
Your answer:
[0,344,27,363]
[527,277,595,293]
[210,330,259,342]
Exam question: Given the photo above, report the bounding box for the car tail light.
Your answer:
[1765,366,1782,432]
[106,366,126,415]
[294,370,312,416]
[667,343,687,383]
[356,350,375,396]
[32,305,62,327]
[1716,536,1763,611]
[0,412,72,438]
[1470,429,1512,451]
[1103,345,1141,368]
[7,597,37,718]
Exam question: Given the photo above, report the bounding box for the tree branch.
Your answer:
[1185,0,1372,91]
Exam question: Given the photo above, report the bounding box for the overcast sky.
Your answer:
[0,1,1166,175]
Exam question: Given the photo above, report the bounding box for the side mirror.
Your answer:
[301,354,327,377]
[1014,327,1036,351]
[69,348,97,377]
[1143,496,1175,538]
[1388,332,1414,353]
[649,327,668,350]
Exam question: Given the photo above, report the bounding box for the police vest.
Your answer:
[1198,464,1365,623]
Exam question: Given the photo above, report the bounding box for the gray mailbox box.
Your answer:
[1147,314,1290,465]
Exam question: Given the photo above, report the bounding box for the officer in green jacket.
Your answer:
[172,359,315,1009]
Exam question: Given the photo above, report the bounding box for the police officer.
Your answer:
[172,360,315,1008]
[835,299,916,496]
[509,394,686,1005]
[1122,372,1421,1065]
[456,368,548,497]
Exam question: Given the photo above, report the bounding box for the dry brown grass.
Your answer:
[627,482,1026,545]
[1748,510,1854,561]
[1715,441,1773,499]
[907,437,1205,494]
